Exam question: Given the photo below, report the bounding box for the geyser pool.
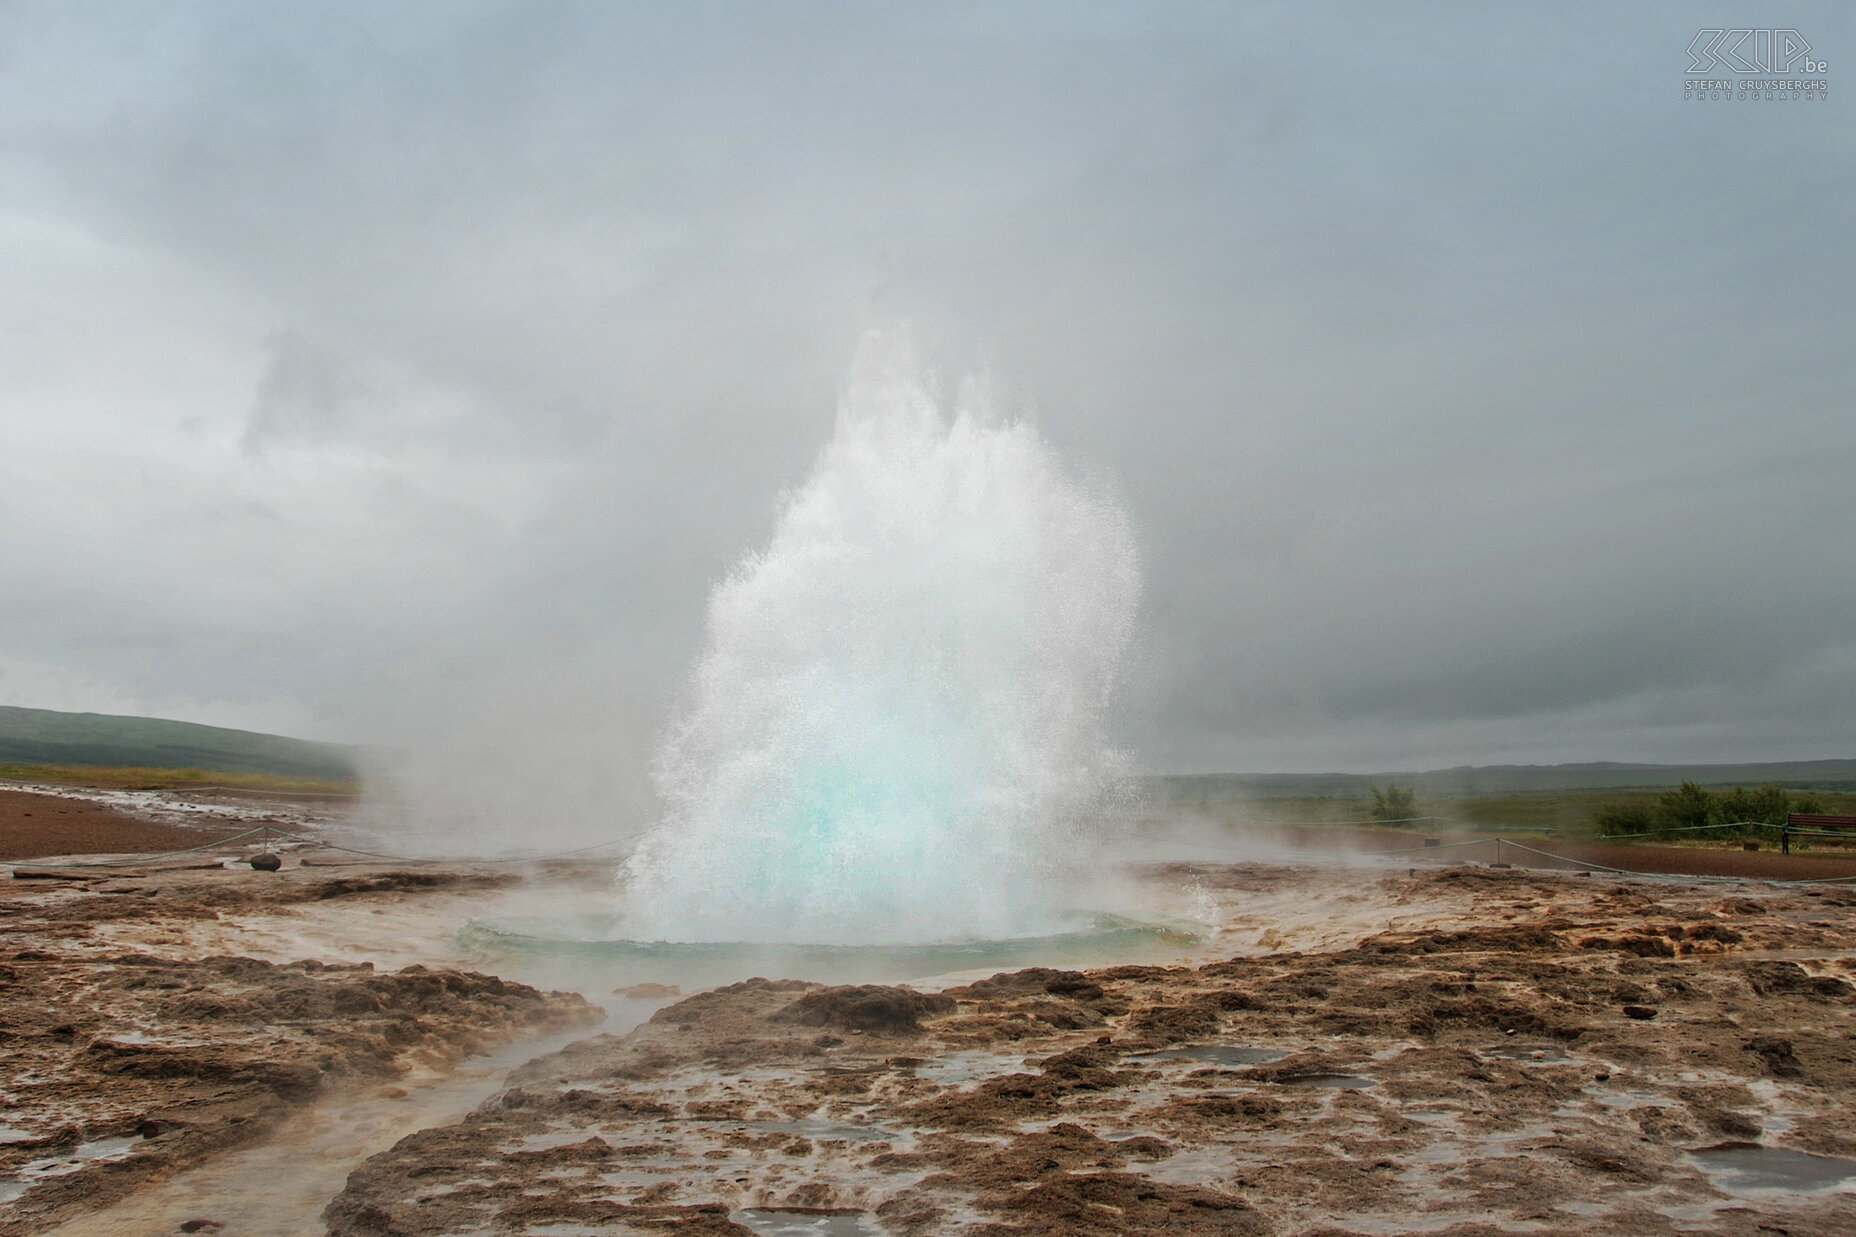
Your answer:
[620,329,1140,945]
[459,913,1199,994]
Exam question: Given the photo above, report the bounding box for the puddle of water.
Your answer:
[1281,1073,1377,1089]
[1144,1146,1234,1186]
[1657,1202,1730,1223]
[1591,1089,1672,1109]
[1730,948,1850,962]
[92,1031,213,1048]
[1401,1110,1461,1128]
[914,1050,1026,1085]
[735,1208,878,1236]
[0,1136,141,1205]
[1690,1142,1856,1193]
[747,1119,897,1144]
[1134,1045,1284,1067]
[1481,1044,1576,1064]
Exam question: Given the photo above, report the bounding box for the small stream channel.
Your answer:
[37,1015,647,1237]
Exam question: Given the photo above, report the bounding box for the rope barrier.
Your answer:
[1492,838,1664,878]
[1494,837,1856,887]
[1372,836,1516,855]
[1595,820,1856,865]
[257,826,654,864]
[0,777,357,799]
[1180,814,1451,828]
[13,815,1856,888]
[157,785,359,799]
[1595,820,1773,840]
[11,813,1451,873]
[6,825,280,869]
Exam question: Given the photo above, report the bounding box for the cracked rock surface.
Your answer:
[322,866,1856,1236]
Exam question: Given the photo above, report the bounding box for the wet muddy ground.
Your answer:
[0,863,598,1237]
[4,786,1856,1235]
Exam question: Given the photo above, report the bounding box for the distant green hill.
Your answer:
[0,706,356,781]
[1146,759,1856,804]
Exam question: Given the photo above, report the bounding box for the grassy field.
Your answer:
[1149,761,1856,801]
[0,706,356,780]
[0,763,357,795]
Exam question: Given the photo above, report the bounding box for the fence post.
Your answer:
[1782,821,1790,855]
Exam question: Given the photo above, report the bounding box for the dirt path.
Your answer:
[1518,838,1856,880]
[0,789,241,862]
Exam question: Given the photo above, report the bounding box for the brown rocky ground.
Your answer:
[0,865,599,1237]
[9,788,1856,1237]
[323,865,1856,1236]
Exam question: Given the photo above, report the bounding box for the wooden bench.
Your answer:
[1783,813,1856,854]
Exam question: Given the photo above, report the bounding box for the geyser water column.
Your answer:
[621,329,1140,945]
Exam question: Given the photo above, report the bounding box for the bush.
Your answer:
[1370,782,1418,824]
[1718,784,1796,827]
[1658,780,1721,831]
[1594,803,1655,834]
[1593,782,1824,840]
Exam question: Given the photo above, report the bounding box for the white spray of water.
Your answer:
[621,330,1139,944]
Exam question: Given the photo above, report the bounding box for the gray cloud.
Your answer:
[0,1,1850,813]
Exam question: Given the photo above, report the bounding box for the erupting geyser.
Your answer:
[621,329,1139,944]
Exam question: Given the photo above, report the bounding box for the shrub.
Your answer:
[1370,782,1418,824]
[1718,784,1794,827]
[1595,803,1655,834]
[1593,782,1826,840]
[1657,780,1721,831]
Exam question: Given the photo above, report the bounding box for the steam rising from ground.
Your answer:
[621,331,1139,944]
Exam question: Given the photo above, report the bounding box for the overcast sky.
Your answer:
[2,2,1851,801]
